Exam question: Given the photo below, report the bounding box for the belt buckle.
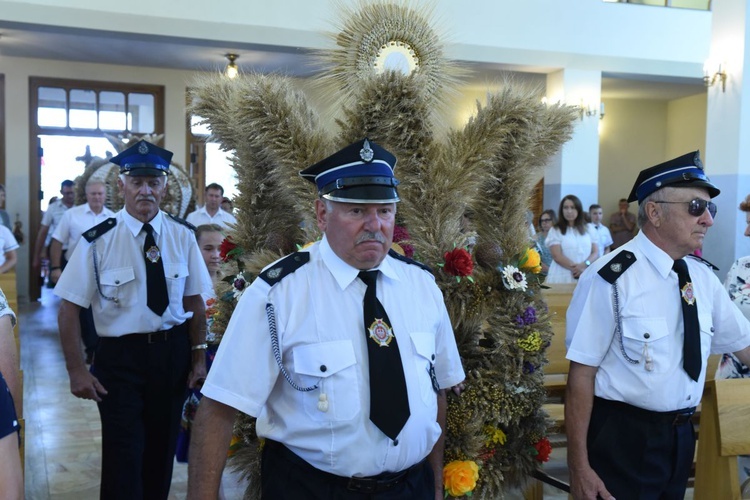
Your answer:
[347,477,378,494]
[672,411,694,425]
[147,331,165,344]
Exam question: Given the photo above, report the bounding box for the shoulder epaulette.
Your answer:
[166,212,196,231]
[597,250,637,284]
[687,253,719,271]
[388,249,433,274]
[82,218,117,242]
[259,252,310,286]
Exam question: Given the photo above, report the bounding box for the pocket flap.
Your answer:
[698,314,714,335]
[621,318,669,342]
[164,262,189,280]
[410,331,435,360]
[99,267,135,287]
[294,340,356,378]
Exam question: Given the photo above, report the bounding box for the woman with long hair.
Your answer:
[535,209,556,275]
[545,195,598,284]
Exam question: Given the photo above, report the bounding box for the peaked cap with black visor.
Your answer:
[627,150,720,204]
[110,140,173,177]
[299,138,400,203]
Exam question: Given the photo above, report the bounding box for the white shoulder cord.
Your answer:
[265,303,319,392]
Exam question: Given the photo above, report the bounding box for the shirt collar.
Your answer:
[121,209,164,237]
[635,230,675,279]
[319,235,400,290]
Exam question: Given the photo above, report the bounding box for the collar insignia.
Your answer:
[145,245,161,264]
[368,318,394,347]
[681,282,696,305]
[610,262,622,273]
[266,267,282,279]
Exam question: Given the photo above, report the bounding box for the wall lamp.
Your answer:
[225,53,239,79]
[578,100,605,120]
[703,62,727,92]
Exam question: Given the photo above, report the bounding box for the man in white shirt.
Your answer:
[187,138,465,500]
[588,204,613,259]
[50,179,115,362]
[566,151,750,500]
[32,179,75,280]
[185,183,237,230]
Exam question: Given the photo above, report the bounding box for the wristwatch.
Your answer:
[584,260,591,267]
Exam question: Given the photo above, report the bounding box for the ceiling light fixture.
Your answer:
[225,53,239,79]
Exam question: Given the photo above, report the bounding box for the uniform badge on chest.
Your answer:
[368,318,394,347]
[145,246,161,264]
[681,282,695,305]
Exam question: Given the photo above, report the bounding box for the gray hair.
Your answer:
[637,188,671,227]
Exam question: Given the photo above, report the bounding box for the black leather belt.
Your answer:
[102,323,186,344]
[266,439,423,493]
[594,397,696,426]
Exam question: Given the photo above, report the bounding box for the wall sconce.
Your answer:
[225,53,239,79]
[703,61,727,92]
[578,100,604,120]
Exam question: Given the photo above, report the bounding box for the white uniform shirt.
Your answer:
[202,236,465,477]
[589,223,613,258]
[41,200,70,246]
[566,230,750,411]
[54,210,212,336]
[185,206,237,230]
[51,203,115,260]
[0,225,18,268]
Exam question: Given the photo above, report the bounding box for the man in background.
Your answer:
[609,198,636,250]
[588,204,613,259]
[186,183,237,230]
[50,178,114,363]
[33,179,75,284]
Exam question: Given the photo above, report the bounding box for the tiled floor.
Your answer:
[21,289,247,499]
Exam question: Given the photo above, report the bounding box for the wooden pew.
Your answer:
[541,283,576,399]
[694,378,750,499]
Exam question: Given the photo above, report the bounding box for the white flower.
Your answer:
[232,274,248,299]
[501,265,528,291]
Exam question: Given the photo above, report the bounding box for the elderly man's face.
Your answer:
[653,186,714,258]
[316,199,396,270]
[118,175,167,222]
[85,183,106,213]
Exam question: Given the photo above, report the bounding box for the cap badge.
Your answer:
[610,262,622,273]
[360,139,374,163]
[694,152,703,169]
[145,245,161,264]
[138,142,149,155]
[368,318,394,347]
[266,267,282,280]
[681,282,696,306]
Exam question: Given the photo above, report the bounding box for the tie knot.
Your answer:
[143,223,154,236]
[673,259,688,276]
[358,270,379,286]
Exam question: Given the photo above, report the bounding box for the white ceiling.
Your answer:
[0,21,707,101]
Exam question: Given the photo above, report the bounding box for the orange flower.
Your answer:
[520,247,542,273]
[443,460,479,497]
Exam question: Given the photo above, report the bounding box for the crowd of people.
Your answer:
[3,141,750,500]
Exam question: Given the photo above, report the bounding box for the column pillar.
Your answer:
[543,69,602,213]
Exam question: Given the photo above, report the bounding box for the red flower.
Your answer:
[393,225,414,258]
[443,248,474,277]
[533,437,552,462]
[219,237,238,262]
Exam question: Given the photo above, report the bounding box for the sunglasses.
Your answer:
[654,198,717,218]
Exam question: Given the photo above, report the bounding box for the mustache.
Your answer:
[355,232,387,245]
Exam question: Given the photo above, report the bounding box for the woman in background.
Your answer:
[0,287,22,499]
[545,195,598,284]
[535,209,556,275]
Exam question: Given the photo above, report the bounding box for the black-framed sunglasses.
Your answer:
[654,198,717,218]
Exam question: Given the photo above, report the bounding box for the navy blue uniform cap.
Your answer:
[110,140,172,177]
[299,138,399,203]
[627,150,720,203]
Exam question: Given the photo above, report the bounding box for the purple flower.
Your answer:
[515,306,537,327]
[523,362,536,374]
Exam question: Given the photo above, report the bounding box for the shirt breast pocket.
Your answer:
[99,267,136,307]
[621,318,671,373]
[294,340,359,421]
[698,313,714,358]
[410,331,438,406]
[164,262,188,299]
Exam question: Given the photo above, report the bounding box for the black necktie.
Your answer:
[143,223,169,316]
[673,259,701,381]
[358,270,410,440]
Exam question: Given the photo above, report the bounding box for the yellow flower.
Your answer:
[517,331,543,352]
[483,425,507,447]
[443,460,479,497]
[520,247,542,273]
